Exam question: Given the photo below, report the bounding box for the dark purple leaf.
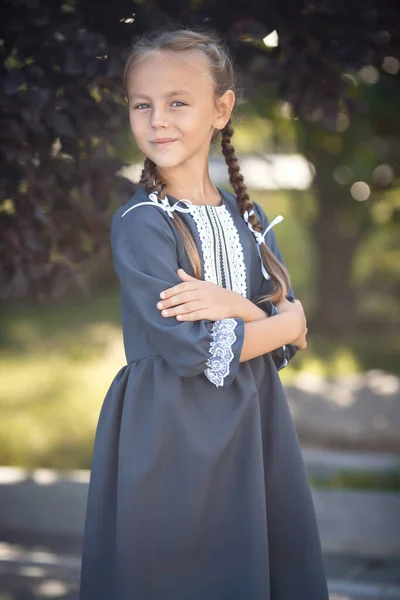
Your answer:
[22,0,40,9]
[53,156,75,182]
[26,65,45,83]
[4,70,25,95]
[64,50,83,75]
[31,16,50,27]
[51,112,76,138]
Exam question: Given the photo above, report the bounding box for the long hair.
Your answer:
[123,28,290,303]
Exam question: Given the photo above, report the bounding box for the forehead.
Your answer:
[126,50,214,97]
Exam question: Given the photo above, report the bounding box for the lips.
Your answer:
[151,139,177,146]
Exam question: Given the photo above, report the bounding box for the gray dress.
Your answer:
[79,185,329,600]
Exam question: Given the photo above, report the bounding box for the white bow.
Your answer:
[121,194,283,284]
[121,192,194,219]
[243,209,284,280]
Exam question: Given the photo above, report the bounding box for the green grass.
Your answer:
[309,469,400,493]
[0,189,399,469]
[0,284,358,468]
[0,288,124,469]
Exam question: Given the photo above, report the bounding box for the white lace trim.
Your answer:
[204,318,237,387]
[217,207,247,296]
[189,205,247,297]
[190,206,218,288]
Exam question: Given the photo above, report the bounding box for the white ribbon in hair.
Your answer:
[121,191,194,219]
[243,209,284,281]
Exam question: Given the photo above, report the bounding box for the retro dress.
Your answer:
[79,185,329,600]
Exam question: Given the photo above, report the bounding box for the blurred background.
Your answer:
[0,1,400,598]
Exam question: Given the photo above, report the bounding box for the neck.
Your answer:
[157,155,220,206]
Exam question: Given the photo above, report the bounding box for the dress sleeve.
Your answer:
[251,200,299,370]
[111,204,245,387]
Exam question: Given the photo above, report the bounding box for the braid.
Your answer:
[221,120,291,304]
[221,119,256,222]
[126,28,290,301]
[139,157,202,279]
[139,158,166,198]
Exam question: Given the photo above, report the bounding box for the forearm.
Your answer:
[231,293,270,323]
[239,312,299,362]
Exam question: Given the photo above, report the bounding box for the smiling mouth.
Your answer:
[151,139,177,146]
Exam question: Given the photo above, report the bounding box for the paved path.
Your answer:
[1,453,400,558]
[1,539,400,599]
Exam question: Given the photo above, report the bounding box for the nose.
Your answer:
[150,107,169,129]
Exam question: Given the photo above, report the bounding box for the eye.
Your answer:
[171,101,187,107]
[134,103,150,110]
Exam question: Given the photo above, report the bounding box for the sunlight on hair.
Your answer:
[263,30,279,48]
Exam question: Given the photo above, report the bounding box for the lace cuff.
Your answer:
[204,317,244,388]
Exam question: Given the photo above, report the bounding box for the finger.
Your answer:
[176,308,208,321]
[161,301,204,318]
[160,281,198,300]
[157,291,199,311]
[177,268,196,281]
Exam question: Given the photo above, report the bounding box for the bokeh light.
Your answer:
[263,30,279,48]
[350,181,371,201]
[382,56,399,75]
[358,65,379,84]
[372,164,394,186]
[334,165,353,185]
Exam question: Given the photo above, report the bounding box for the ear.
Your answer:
[213,89,235,129]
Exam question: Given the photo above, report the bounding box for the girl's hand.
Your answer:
[157,269,241,322]
[276,298,308,350]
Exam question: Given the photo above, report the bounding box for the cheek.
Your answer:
[129,111,139,134]
[181,108,213,137]
[129,112,146,144]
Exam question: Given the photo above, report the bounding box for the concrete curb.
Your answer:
[0,468,89,537]
[1,462,400,557]
[327,579,400,599]
[302,447,400,477]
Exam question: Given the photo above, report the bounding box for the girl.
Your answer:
[79,28,329,600]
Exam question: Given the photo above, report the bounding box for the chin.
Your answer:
[147,153,186,170]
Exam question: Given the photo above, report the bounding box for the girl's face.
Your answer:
[126,50,231,170]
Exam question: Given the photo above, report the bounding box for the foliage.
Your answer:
[0,0,136,300]
[88,0,400,124]
[2,0,400,300]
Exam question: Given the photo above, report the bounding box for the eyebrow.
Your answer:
[129,89,193,101]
